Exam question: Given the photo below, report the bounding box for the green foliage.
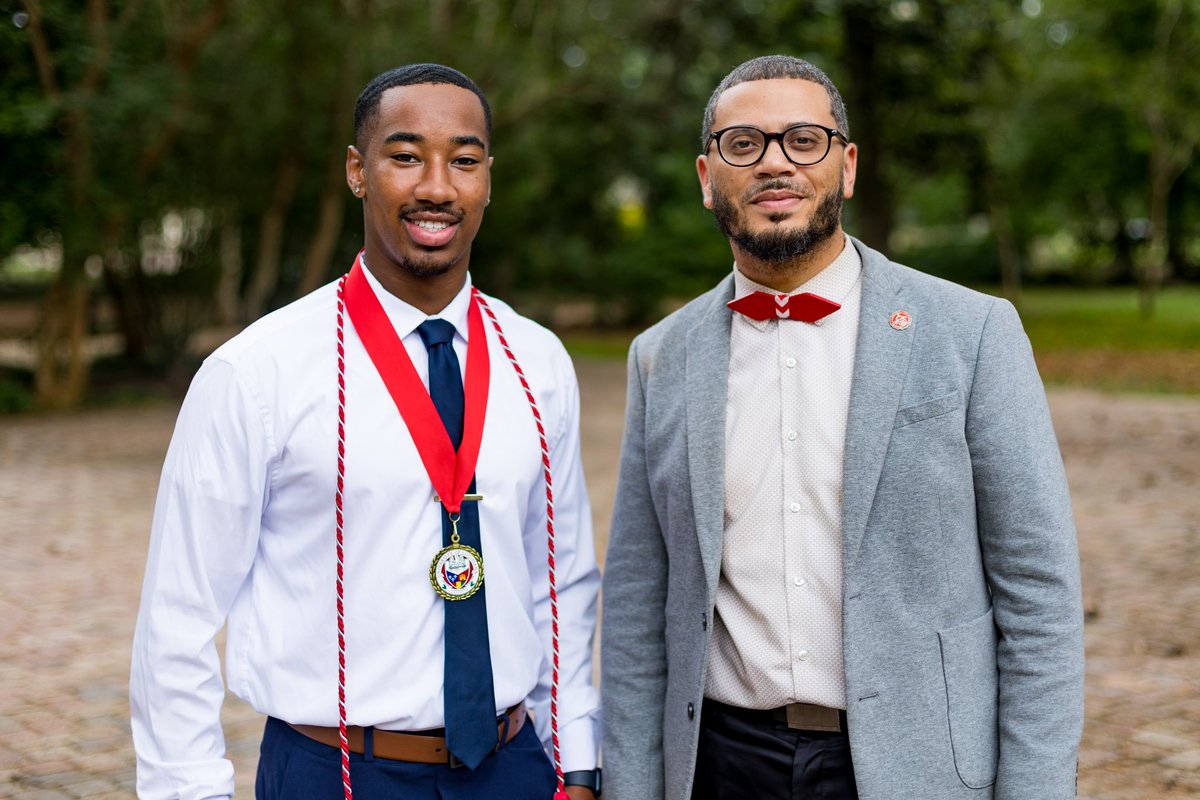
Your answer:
[0,370,34,413]
[2,0,1198,407]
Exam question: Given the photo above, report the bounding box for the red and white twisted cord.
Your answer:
[473,289,566,799]
[333,279,563,799]
[335,275,352,799]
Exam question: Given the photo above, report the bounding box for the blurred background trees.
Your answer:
[2,0,1197,408]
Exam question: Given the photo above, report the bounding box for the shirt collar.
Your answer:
[358,261,474,342]
[731,235,862,329]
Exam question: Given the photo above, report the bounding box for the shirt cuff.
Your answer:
[554,712,598,772]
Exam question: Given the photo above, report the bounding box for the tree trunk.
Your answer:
[987,175,1022,307]
[35,270,91,410]
[216,217,243,327]
[296,169,348,297]
[1110,210,1136,284]
[297,25,360,298]
[1138,0,1197,317]
[1139,149,1172,319]
[1167,171,1197,280]
[243,154,303,321]
[102,260,148,363]
[841,2,895,251]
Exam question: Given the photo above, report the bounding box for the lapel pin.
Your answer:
[889,310,912,330]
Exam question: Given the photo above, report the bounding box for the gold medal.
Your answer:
[429,513,485,601]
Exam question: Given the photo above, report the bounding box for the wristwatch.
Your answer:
[563,768,602,796]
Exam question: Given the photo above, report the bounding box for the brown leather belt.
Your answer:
[290,704,526,766]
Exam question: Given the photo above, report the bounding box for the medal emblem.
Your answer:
[431,542,484,600]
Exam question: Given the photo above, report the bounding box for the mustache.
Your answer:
[400,204,465,222]
[741,179,811,204]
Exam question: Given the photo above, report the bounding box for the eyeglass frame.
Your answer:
[705,123,850,168]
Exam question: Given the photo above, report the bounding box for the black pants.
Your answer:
[691,700,859,800]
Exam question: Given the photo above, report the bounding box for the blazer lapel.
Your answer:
[686,276,734,596]
[842,241,915,569]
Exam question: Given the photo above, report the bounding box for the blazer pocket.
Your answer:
[894,391,960,429]
[938,607,999,789]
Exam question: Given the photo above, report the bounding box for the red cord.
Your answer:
[334,279,563,797]
[335,275,352,799]
[473,289,565,795]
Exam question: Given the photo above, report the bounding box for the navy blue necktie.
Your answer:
[416,319,497,770]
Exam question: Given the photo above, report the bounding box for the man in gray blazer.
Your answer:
[601,55,1084,800]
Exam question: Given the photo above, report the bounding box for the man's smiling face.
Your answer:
[697,78,856,275]
[348,82,492,279]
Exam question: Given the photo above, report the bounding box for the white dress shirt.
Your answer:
[706,237,862,711]
[130,268,600,799]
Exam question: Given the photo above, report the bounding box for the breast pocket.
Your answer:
[894,391,960,429]
[938,607,999,789]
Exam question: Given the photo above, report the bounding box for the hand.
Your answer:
[563,786,596,800]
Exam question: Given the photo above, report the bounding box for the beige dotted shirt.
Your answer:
[705,237,863,711]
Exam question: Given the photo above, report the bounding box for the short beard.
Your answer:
[398,251,460,279]
[711,177,844,268]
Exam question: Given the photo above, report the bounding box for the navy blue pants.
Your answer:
[691,701,859,800]
[256,716,557,800]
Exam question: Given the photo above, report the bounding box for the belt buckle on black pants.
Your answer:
[692,700,859,800]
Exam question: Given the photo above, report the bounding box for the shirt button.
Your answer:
[786,430,798,441]
[797,650,811,661]
[789,502,800,513]
[785,357,797,368]
[793,577,806,587]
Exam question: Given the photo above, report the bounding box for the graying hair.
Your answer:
[700,55,850,150]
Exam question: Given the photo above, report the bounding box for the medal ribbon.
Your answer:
[342,254,490,514]
[335,269,568,798]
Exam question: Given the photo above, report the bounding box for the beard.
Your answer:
[398,251,461,279]
[711,176,844,267]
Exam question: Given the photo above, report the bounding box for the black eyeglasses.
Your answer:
[707,123,848,168]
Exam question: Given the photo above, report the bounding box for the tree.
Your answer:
[3,0,1197,410]
[16,0,228,407]
[1137,0,1200,314]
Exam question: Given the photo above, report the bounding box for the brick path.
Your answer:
[0,361,1197,798]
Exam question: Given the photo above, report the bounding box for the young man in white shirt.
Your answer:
[131,63,601,800]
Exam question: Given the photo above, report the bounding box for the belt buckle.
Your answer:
[785,703,842,732]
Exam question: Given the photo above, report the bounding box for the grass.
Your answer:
[565,285,1200,395]
[562,329,639,361]
[1013,285,1200,352]
[1013,286,1200,395]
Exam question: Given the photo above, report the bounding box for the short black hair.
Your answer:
[354,63,492,148]
[700,55,849,150]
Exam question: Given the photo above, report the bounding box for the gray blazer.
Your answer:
[600,238,1084,800]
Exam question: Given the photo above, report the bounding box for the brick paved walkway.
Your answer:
[0,361,1197,798]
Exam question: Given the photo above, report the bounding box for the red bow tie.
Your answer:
[727,291,841,323]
